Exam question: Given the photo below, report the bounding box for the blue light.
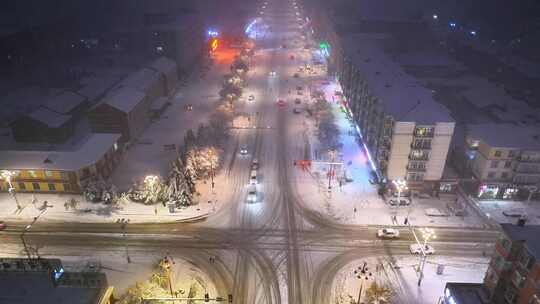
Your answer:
[449,22,456,28]
[53,267,65,281]
[207,29,219,37]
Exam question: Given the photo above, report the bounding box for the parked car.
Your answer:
[277,99,286,107]
[248,94,255,101]
[293,108,302,114]
[502,209,526,217]
[293,73,300,78]
[0,221,6,231]
[240,146,248,155]
[269,71,276,77]
[388,198,411,206]
[185,104,193,111]
[296,85,303,91]
[294,98,301,104]
[410,244,435,255]
[297,90,303,95]
[377,228,400,239]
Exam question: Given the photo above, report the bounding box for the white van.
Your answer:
[250,170,258,185]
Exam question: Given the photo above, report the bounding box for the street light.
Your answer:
[392,179,408,203]
[1,170,21,209]
[353,262,373,304]
[208,148,216,191]
[327,149,337,190]
[417,227,436,286]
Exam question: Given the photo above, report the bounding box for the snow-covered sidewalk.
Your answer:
[292,72,488,228]
[331,256,489,304]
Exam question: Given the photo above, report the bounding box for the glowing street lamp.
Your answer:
[1,170,21,209]
[392,179,408,203]
[417,227,436,286]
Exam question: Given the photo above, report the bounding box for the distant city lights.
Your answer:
[207,29,219,37]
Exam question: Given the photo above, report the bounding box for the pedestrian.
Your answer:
[353,207,357,213]
[154,207,158,215]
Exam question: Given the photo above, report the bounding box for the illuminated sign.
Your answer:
[210,38,219,52]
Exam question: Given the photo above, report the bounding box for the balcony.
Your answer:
[407,166,426,172]
[414,130,434,138]
[411,143,431,150]
[409,154,429,161]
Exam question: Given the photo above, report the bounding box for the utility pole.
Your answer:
[118,218,131,263]
[354,262,372,304]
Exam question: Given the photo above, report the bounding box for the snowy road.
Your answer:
[0,0,501,303]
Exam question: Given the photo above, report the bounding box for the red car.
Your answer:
[277,99,286,107]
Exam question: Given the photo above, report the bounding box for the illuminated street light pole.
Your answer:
[417,227,436,286]
[354,262,373,304]
[328,149,337,190]
[1,170,21,209]
[392,179,408,214]
[208,148,215,192]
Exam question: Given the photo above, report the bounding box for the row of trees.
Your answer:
[219,55,250,108]
[313,99,342,152]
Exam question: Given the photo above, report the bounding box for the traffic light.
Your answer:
[205,293,210,302]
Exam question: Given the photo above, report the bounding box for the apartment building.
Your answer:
[0,133,121,194]
[466,124,540,200]
[0,257,115,304]
[337,33,455,191]
[484,223,540,304]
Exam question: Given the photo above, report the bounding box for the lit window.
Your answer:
[45,170,53,177]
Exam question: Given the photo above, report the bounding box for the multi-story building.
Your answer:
[336,33,455,191]
[466,124,540,200]
[0,257,115,304]
[484,223,540,304]
[0,133,121,193]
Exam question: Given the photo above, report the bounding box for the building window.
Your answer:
[32,183,40,190]
[18,182,26,190]
[60,171,69,180]
[487,172,496,179]
[494,150,502,157]
[508,150,515,158]
[28,170,37,178]
[491,160,499,168]
[48,183,56,191]
[64,183,72,192]
[501,172,509,179]
[45,170,53,177]
[504,161,512,168]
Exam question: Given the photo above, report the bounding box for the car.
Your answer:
[250,170,258,185]
[502,209,527,217]
[290,55,295,60]
[388,198,411,206]
[252,158,259,170]
[298,67,304,72]
[269,71,276,77]
[322,81,330,85]
[0,221,6,231]
[297,90,303,95]
[377,228,400,239]
[294,98,301,104]
[296,85,303,90]
[293,73,300,78]
[247,186,257,203]
[277,99,286,107]
[410,244,435,255]
[293,108,302,114]
[185,104,193,111]
[248,94,255,101]
[240,146,248,155]
[282,44,287,49]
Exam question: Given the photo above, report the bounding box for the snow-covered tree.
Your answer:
[185,147,221,180]
[365,282,393,304]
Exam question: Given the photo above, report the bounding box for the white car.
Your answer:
[377,228,400,239]
[240,146,248,155]
[269,71,276,77]
[248,94,255,101]
[388,198,411,206]
[410,244,435,255]
[247,186,257,203]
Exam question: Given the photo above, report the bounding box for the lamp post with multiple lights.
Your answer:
[1,170,21,210]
